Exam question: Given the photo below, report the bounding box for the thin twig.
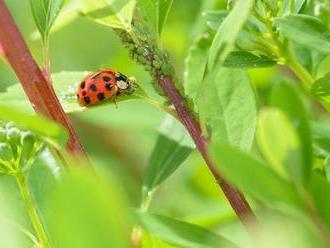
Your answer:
[0,0,85,156]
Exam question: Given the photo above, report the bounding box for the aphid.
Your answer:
[77,69,135,106]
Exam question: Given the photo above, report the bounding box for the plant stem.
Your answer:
[0,1,86,156]
[159,76,255,225]
[284,49,314,90]
[15,172,50,248]
[116,25,256,227]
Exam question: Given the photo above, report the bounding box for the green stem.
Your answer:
[15,172,50,248]
[261,11,314,90]
[42,36,51,82]
[131,190,154,247]
[140,189,154,212]
[284,49,314,90]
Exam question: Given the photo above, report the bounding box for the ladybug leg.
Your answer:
[112,96,118,108]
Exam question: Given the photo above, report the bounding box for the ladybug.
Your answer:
[77,69,135,106]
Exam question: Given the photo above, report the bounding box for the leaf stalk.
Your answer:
[15,172,50,248]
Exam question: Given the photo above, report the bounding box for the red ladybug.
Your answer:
[77,69,134,106]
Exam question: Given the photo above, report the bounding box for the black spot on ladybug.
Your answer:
[83,96,91,104]
[92,72,101,79]
[105,83,113,90]
[80,81,86,89]
[97,93,105,101]
[82,91,87,96]
[90,84,97,92]
[76,94,79,98]
[103,76,111,82]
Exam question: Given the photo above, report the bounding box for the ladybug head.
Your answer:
[116,73,135,94]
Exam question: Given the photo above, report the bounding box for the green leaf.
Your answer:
[198,68,256,151]
[0,104,67,148]
[31,0,81,41]
[0,71,144,114]
[143,117,194,197]
[223,51,276,68]
[142,232,177,248]
[311,72,330,103]
[47,168,132,247]
[312,121,330,158]
[81,0,136,30]
[270,82,312,183]
[0,189,29,247]
[158,0,173,34]
[0,175,38,246]
[184,34,211,101]
[45,0,80,35]
[0,71,87,114]
[325,156,330,182]
[28,150,61,221]
[252,210,325,248]
[135,211,237,248]
[137,0,173,36]
[283,0,307,14]
[210,143,302,208]
[291,43,326,75]
[30,0,64,40]
[184,40,275,103]
[275,14,330,54]
[191,0,219,37]
[257,108,304,182]
[53,71,87,112]
[308,173,330,231]
[204,10,262,33]
[207,0,254,70]
[203,10,228,31]
[137,0,158,35]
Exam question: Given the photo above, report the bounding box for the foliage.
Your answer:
[30,0,64,41]
[2,0,330,247]
[80,0,136,31]
[142,116,194,205]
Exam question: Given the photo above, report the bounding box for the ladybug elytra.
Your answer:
[77,69,135,106]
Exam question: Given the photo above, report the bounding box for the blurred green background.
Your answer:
[0,0,254,244]
[0,0,283,246]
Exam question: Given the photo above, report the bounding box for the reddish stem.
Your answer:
[0,0,85,156]
[161,76,255,225]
